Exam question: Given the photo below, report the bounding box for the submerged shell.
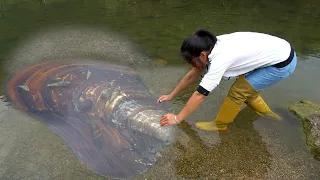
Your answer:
[4,60,174,179]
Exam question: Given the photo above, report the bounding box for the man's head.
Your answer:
[180,29,217,70]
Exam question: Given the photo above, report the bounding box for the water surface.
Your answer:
[0,0,319,179]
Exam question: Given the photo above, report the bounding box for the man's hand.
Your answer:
[157,94,173,103]
[160,113,180,126]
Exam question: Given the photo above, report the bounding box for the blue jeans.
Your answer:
[245,52,297,91]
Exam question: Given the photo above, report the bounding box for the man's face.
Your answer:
[186,52,208,70]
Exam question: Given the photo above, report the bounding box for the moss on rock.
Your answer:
[288,100,320,160]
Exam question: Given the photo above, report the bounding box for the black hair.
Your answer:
[180,29,217,62]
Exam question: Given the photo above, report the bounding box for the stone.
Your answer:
[288,100,320,160]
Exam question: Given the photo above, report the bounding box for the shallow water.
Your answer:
[0,0,320,179]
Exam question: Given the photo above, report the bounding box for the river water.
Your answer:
[0,0,319,179]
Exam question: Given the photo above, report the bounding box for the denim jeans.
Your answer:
[245,52,298,91]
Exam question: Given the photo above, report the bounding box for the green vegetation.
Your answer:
[289,100,320,160]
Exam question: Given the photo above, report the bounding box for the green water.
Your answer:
[0,0,320,179]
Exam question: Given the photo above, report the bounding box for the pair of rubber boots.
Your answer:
[195,75,281,132]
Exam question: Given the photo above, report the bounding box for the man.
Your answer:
[158,29,297,131]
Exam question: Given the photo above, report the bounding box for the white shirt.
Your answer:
[199,32,292,92]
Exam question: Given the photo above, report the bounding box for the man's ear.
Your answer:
[199,51,208,62]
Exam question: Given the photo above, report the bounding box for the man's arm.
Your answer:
[169,67,202,98]
[159,90,206,126]
[175,91,206,122]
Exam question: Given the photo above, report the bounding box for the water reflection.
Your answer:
[174,107,271,179]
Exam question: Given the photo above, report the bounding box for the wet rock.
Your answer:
[288,100,320,160]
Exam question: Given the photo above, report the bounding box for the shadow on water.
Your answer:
[173,107,271,179]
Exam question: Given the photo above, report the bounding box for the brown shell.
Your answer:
[4,60,169,178]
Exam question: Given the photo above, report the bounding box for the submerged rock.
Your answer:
[288,100,320,160]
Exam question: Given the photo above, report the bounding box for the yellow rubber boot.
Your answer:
[195,96,242,131]
[195,75,252,132]
[246,94,282,120]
